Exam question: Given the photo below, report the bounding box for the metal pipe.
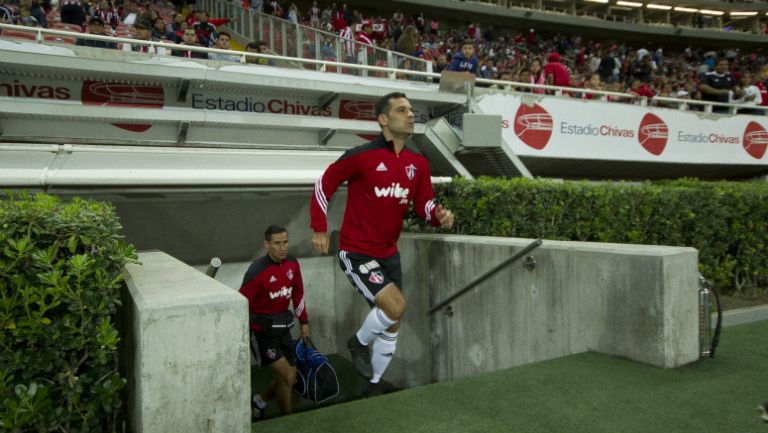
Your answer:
[428,238,543,314]
[205,257,222,278]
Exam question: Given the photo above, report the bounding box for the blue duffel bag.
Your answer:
[293,337,339,404]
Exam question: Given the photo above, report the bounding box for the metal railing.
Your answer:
[196,0,433,78]
[1,22,766,116]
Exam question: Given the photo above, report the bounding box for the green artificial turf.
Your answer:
[252,320,768,433]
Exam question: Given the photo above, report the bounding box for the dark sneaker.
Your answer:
[347,335,372,380]
[363,381,383,398]
[251,401,266,422]
[251,406,265,422]
[759,401,768,423]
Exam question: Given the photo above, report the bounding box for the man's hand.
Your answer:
[300,323,310,340]
[435,204,454,230]
[312,231,329,254]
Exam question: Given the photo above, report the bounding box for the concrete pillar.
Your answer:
[122,252,250,433]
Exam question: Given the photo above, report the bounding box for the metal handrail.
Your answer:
[2,22,765,115]
[428,239,543,315]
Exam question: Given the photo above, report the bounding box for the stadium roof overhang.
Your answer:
[368,0,768,48]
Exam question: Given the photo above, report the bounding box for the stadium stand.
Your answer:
[1,0,767,182]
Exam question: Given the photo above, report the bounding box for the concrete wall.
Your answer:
[200,256,339,355]
[203,234,698,389]
[122,251,250,433]
[83,188,347,265]
[397,235,699,385]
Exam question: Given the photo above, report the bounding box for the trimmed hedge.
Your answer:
[0,193,137,433]
[416,177,768,296]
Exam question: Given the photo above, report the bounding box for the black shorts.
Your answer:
[250,329,296,367]
[338,250,402,307]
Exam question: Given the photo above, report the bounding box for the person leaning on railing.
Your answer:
[76,16,116,48]
[698,57,741,113]
[245,40,275,66]
[171,26,207,59]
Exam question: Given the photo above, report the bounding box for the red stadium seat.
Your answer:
[53,23,82,32]
[322,57,337,73]
[44,35,76,44]
[374,59,387,78]
[0,30,38,41]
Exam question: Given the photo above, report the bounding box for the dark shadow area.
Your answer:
[251,355,399,422]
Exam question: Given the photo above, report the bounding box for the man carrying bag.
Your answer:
[240,225,310,420]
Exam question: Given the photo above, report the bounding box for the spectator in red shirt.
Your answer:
[92,0,118,30]
[543,52,571,89]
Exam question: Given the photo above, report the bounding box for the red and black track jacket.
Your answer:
[311,134,440,258]
[239,255,308,331]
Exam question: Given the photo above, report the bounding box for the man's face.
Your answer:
[715,60,728,74]
[183,28,197,44]
[265,231,289,262]
[461,44,474,58]
[245,46,258,63]
[198,12,208,23]
[379,97,414,138]
[89,23,105,34]
[437,55,447,66]
[216,34,230,50]
[154,19,165,31]
[135,27,150,40]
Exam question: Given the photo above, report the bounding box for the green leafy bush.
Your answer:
[0,193,138,433]
[416,177,768,296]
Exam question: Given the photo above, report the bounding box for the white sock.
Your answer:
[370,330,398,384]
[356,307,397,346]
[252,394,266,409]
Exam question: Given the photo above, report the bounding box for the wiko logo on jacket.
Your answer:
[374,183,410,199]
[269,286,292,299]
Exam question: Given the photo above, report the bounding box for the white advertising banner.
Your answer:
[477,93,768,164]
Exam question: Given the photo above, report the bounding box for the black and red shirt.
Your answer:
[311,134,440,258]
[239,255,307,331]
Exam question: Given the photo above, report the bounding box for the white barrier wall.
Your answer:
[477,93,768,164]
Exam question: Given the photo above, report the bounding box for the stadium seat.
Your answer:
[0,31,38,41]
[53,23,82,32]
[44,35,76,44]
[374,59,387,78]
[322,57,337,73]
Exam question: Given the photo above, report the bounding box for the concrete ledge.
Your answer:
[183,234,699,393]
[122,251,250,433]
[378,234,699,387]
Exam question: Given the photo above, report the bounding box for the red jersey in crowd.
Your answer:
[543,53,571,87]
[239,255,308,332]
[311,135,441,258]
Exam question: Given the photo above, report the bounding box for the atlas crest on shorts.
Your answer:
[369,271,384,284]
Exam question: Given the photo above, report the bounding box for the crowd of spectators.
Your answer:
[1,0,767,109]
[251,1,767,109]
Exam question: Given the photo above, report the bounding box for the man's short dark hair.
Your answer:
[265,224,287,241]
[89,16,105,25]
[217,31,231,40]
[246,40,266,51]
[375,92,407,118]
